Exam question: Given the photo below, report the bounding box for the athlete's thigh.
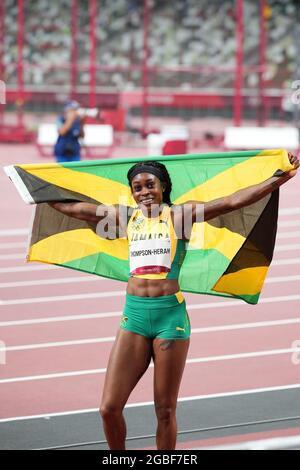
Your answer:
[152,338,190,406]
[101,329,153,409]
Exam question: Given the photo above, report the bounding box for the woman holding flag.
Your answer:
[49,152,298,450]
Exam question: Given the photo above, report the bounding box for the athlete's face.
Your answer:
[131,173,165,209]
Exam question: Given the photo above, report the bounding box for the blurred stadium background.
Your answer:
[0,0,300,153]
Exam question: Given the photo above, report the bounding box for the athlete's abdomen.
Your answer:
[126,277,180,297]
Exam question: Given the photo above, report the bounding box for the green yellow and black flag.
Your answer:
[4,149,292,304]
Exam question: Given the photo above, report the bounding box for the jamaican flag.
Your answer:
[4,149,292,304]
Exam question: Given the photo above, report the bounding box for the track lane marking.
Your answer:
[0,347,299,383]
[1,383,300,423]
[1,316,300,346]
[1,293,300,323]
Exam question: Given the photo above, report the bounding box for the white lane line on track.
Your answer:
[1,277,300,326]
[0,242,27,249]
[0,311,122,327]
[198,435,300,451]
[265,274,300,283]
[278,220,300,228]
[3,336,116,350]
[279,207,300,215]
[2,317,300,349]
[0,229,28,237]
[0,292,300,310]
[1,383,300,423]
[277,231,300,239]
[272,257,300,265]
[0,265,59,273]
[0,276,107,288]
[1,264,300,305]
[205,437,300,451]
[2,242,300,261]
[1,347,300,384]
[0,271,298,290]
[0,290,126,305]
[274,243,300,252]
[0,253,28,260]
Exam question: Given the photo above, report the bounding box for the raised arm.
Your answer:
[48,202,113,223]
[48,201,132,240]
[186,152,299,223]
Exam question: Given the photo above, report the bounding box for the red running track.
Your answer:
[1,145,300,449]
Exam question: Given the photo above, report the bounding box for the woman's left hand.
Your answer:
[287,152,299,177]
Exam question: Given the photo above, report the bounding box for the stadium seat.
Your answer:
[100,109,125,132]
[162,140,188,155]
[224,126,299,151]
[82,124,114,158]
[3,0,297,93]
[147,133,165,156]
[37,123,58,147]
[147,125,189,156]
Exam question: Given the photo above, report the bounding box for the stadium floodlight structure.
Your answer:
[0,0,287,143]
[258,0,267,127]
[0,0,34,142]
[234,0,268,128]
[293,4,300,130]
[0,0,4,123]
[234,0,244,127]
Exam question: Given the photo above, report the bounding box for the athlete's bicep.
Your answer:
[180,199,233,223]
[202,197,232,221]
[94,204,132,239]
[172,203,205,240]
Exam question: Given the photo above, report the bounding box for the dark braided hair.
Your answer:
[127,161,172,206]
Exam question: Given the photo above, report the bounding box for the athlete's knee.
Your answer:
[155,403,176,422]
[99,402,124,421]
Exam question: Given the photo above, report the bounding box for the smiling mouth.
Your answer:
[140,198,154,204]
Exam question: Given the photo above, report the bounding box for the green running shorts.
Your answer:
[120,291,190,340]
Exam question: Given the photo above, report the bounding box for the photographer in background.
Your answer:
[54,100,85,163]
